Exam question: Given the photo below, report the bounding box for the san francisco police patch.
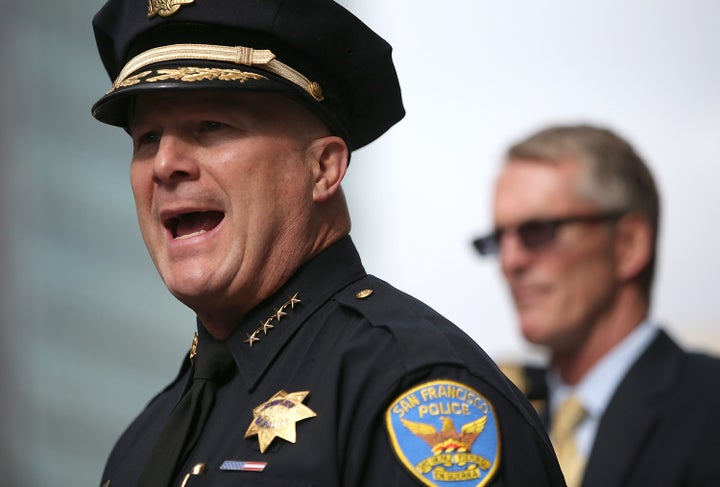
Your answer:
[386,380,500,486]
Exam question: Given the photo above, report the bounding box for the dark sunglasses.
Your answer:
[473,211,626,256]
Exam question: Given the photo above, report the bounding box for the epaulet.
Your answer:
[334,275,465,371]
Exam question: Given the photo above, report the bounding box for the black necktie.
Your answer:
[137,335,235,487]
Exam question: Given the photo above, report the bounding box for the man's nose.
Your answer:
[152,135,200,185]
[499,231,533,276]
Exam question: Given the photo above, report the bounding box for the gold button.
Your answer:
[356,289,374,299]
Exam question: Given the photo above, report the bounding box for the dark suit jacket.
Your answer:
[508,330,720,487]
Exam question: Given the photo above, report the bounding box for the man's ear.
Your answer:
[307,136,349,202]
[615,213,654,282]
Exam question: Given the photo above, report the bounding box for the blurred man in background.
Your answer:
[473,124,720,487]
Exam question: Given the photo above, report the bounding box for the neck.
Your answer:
[196,212,351,340]
[551,286,649,385]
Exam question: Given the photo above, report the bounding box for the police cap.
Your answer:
[91,0,405,150]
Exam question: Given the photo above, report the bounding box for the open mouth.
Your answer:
[165,211,224,240]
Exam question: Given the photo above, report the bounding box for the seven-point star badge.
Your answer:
[245,390,317,453]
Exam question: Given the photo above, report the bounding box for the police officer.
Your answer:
[92,1,566,486]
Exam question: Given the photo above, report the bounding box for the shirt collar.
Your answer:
[548,320,659,419]
[196,235,366,391]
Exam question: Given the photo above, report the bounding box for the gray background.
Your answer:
[2,1,718,485]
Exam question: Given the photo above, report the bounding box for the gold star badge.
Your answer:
[245,390,317,453]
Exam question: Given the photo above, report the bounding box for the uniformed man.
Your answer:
[473,124,720,486]
[91,1,566,486]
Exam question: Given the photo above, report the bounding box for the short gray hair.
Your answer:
[506,124,660,293]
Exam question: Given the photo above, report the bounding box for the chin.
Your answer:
[167,286,221,317]
[519,316,554,347]
[162,268,219,301]
[168,285,204,302]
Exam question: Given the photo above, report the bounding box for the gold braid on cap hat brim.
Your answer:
[110,43,324,101]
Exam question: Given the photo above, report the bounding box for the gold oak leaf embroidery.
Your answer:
[146,67,267,84]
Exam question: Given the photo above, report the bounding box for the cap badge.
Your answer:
[147,0,194,19]
[245,390,317,453]
[386,380,501,486]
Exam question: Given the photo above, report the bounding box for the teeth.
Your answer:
[167,210,224,239]
[175,229,206,240]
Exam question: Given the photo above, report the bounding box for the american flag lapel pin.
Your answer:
[220,460,268,472]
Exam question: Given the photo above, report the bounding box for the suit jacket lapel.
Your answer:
[582,330,682,487]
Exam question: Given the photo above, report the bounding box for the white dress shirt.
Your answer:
[547,320,659,458]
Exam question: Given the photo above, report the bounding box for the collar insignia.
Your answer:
[244,293,301,347]
[386,380,501,486]
[147,0,194,19]
[245,390,317,453]
[188,332,199,363]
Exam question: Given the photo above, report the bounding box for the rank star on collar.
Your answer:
[244,293,301,347]
[245,390,317,453]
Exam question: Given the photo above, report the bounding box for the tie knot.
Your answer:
[193,337,235,382]
[551,396,586,440]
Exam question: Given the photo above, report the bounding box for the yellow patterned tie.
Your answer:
[550,396,587,487]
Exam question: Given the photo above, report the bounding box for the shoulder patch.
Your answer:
[386,380,501,486]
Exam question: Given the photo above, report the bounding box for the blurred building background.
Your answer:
[1,0,718,485]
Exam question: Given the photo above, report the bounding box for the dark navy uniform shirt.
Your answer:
[101,237,565,486]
